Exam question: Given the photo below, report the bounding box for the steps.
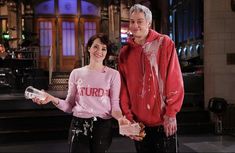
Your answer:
[0,106,213,143]
[0,109,72,143]
[182,74,204,108]
[177,108,213,135]
[0,71,214,143]
[0,93,72,143]
[176,73,213,134]
[48,72,69,91]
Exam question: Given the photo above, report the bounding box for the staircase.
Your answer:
[0,72,72,143]
[0,109,71,143]
[0,71,70,143]
[0,72,215,143]
[177,73,214,135]
[177,108,213,135]
[0,96,72,144]
[48,72,70,91]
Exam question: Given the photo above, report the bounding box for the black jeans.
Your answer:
[68,116,113,153]
[134,126,178,153]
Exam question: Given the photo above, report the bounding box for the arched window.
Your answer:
[35,0,55,15]
[58,0,77,15]
[81,0,100,16]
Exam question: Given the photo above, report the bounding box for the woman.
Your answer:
[32,33,129,153]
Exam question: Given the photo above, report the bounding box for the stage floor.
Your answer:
[0,134,235,153]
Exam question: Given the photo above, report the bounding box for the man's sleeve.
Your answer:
[164,41,184,118]
[118,50,134,122]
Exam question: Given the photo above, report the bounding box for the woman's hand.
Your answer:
[32,90,57,105]
[118,116,131,126]
[129,122,146,141]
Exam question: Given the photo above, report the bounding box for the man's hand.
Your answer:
[163,115,177,137]
[129,122,146,141]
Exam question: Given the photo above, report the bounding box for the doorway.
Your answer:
[37,17,99,72]
[58,18,78,71]
[37,18,56,71]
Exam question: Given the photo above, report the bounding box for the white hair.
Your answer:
[129,4,152,24]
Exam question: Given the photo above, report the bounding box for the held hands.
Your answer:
[118,117,146,141]
[118,115,177,140]
[118,116,131,126]
[163,115,177,137]
[128,122,146,141]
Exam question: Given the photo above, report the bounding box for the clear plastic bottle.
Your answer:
[24,86,46,100]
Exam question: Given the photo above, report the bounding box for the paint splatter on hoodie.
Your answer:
[118,29,184,126]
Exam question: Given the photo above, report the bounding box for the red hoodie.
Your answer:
[118,30,184,126]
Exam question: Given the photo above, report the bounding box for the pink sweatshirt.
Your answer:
[55,66,121,119]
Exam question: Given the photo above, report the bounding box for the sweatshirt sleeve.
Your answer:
[55,70,77,113]
[118,50,134,122]
[165,40,184,117]
[110,71,121,112]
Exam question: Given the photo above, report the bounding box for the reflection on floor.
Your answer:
[0,134,235,153]
[179,134,235,153]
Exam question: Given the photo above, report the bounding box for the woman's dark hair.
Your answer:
[86,33,112,59]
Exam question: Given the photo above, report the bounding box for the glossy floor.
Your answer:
[0,134,235,153]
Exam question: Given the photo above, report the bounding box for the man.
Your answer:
[118,4,184,153]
